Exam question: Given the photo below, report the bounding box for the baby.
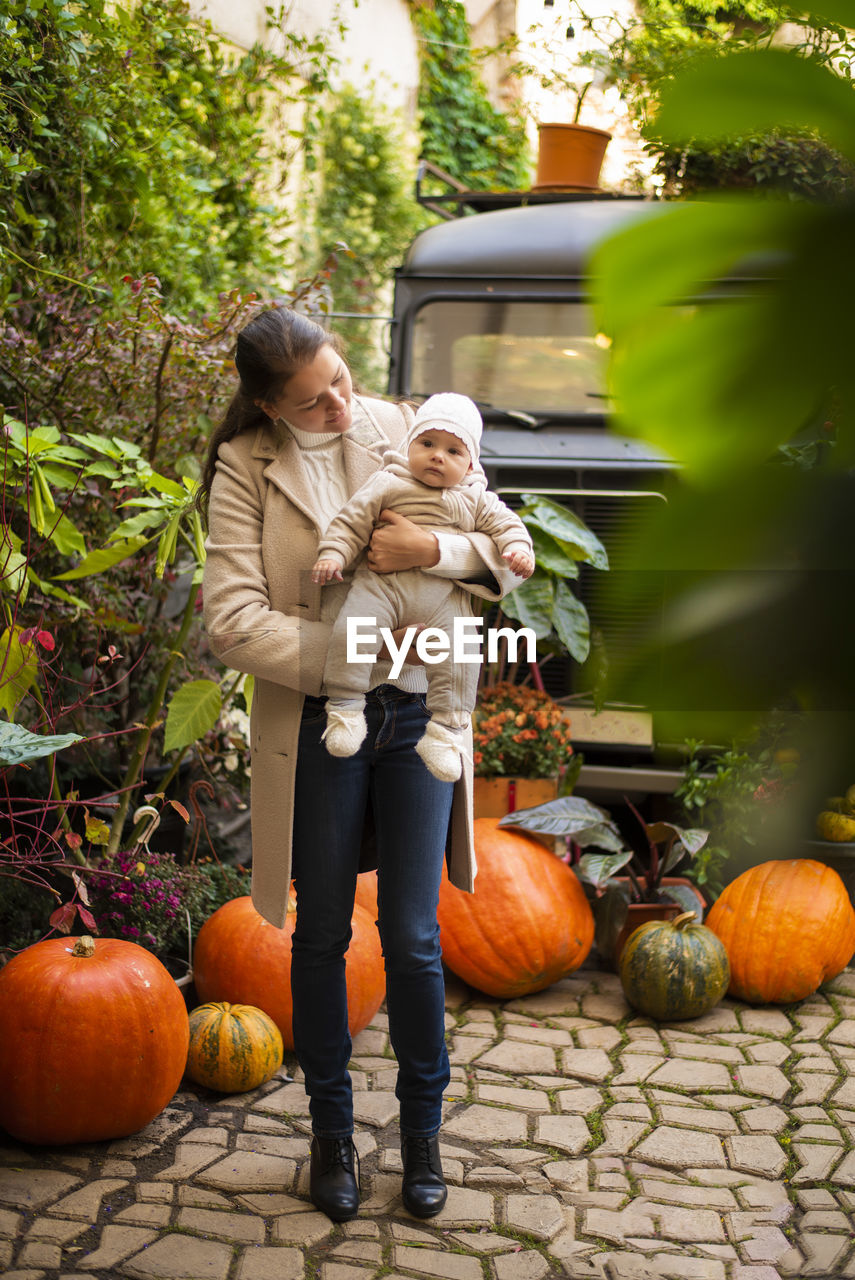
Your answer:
[311,393,534,782]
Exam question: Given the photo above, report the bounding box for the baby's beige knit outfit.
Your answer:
[317,456,531,732]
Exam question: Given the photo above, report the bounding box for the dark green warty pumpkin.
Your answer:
[618,911,730,1022]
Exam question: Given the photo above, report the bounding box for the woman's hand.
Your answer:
[367,509,440,573]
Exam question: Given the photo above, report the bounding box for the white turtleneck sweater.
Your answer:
[287,421,486,695]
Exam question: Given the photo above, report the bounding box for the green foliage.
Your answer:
[0,0,334,306]
[412,0,531,191]
[501,493,608,666]
[591,23,855,781]
[303,85,428,386]
[676,741,785,895]
[601,0,854,196]
[0,722,82,767]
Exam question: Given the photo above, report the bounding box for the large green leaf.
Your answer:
[654,49,855,164]
[1,527,27,600]
[48,512,86,557]
[527,524,579,578]
[55,535,149,580]
[40,461,86,488]
[164,679,223,753]
[0,722,83,767]
[147,470,188,501]
[552,579,591,663]
[647,822,710,855]
[592,198,808,337]
[593,883,630,960]
[521,494,609,569]
[110,510,165,541]
[608,294,819,481]
[662,883,704,922]
[0,629,39,719]
[498,794,616,836]
[797,1,855,26]
[577,848,636,890]
[500,572,555,638]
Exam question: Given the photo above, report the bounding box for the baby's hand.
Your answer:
[504,549,535,579]
[312,558,344,585]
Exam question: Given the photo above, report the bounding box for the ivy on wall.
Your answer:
[0,0,336,307]
[411,0,531,192]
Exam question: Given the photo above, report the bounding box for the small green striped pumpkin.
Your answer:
[186,1001,283,1093]
[618,911,730,1022]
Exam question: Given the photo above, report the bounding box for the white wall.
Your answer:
[191,0,420,114]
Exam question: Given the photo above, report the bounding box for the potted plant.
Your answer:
[508,3,629,189]
[472,681,577,818]
[498,794,708,967]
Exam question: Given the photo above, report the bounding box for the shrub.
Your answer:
[473,681,574,778]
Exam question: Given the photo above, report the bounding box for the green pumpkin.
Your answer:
[619,911,730,1022]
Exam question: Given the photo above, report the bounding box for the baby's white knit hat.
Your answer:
[406,393,483,461]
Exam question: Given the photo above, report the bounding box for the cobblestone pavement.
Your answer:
[3,961,855,1280]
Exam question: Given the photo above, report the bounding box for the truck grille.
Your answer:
[496,476,669,701]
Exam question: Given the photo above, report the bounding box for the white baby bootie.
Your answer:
[322,700,368,757]
[415,720,466,783]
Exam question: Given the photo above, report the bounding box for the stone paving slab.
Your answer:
[2,961,855,1279]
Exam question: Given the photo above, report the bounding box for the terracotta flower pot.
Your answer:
[598,876,707,970]
[473,775,559,820]
[534,122,612,192]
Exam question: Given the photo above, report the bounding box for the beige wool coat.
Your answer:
[202,394,519,929]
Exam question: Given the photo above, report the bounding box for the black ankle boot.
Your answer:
[401,1134,447,1218]
[310,1135,360,1221]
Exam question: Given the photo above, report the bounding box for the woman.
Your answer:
[199,307,517,1222]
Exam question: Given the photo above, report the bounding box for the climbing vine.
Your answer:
[411,0,531,192]
[0,0,338,307]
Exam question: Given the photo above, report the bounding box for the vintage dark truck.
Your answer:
[385,183,688,800]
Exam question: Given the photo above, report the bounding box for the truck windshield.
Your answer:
[410,300,609,415]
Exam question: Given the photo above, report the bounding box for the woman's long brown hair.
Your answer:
[196,307,342,517]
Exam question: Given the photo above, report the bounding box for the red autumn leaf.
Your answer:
[50,903,77,934]
[168,800,190,823]
[65,831,83,850]
[71,869,91,906]
[36,630,56,651]
[77,906,98,933]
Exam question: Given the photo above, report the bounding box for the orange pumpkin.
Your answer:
[437,818,594,998]
[193,893,385,1048]
[187,1001,283,1093]
[706,859,855,1004]
[355,870,378,921]
[0,935,189,1145]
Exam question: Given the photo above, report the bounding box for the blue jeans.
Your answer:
[290,684,454,1139]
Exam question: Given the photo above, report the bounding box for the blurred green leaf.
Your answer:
[654,49,855,163]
